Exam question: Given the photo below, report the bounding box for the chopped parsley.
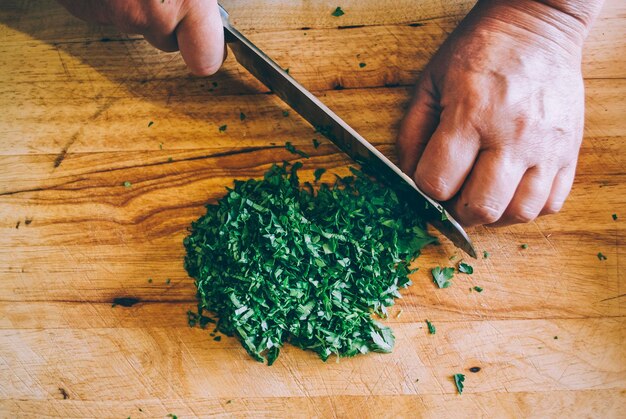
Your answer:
[521,243,528,249]
[431,267,454,288]
[148,278,152,283]
[425,320,435,334]
[331,7,345,17]
[282,110,290,117]
[312,138,320,149]
[240,112,246,121]
[359,62,366,68]
[147,121,154,127]
[165,278,171,285]
[612,213,618,220]
[184,163,436,364]
[458,262,473,274]
[122,181,132,188]
[285,141,309,158]
[597,252,607,261]
[483,251,490,259]
[313,168,326,182]
[453,373,465,394]
[473,286,483,293]
[219,124,228,132]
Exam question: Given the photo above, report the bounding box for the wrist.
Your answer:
[471,0,604,50]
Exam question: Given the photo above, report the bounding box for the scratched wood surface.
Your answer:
[0,0,624,417]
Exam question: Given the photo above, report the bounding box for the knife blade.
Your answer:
[218,5,476,258]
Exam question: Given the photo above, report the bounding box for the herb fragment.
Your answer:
[147,121,154,127]
[612,213,618,220]
[213,336,221,342]
[331,7,345,17]
[148,278,153,283]
[282,110,290,117]
[473,286,483,293]
[285,141,309,158]
[212,81,218,88]
[123,181,132,188]
[184,163,436,364]
[165,278,171,285]
[521,243,528,249]
[312,138,320,149]
[458,262,473,274]
[359,62,366,68]
[597,252,607,261]
[240,112,246,121]
[219,124,228,132]
[469,367,481,373]
[313,168,326,182]
[425,320,436,334]
[453,373,465,394]
[483,251,490,259]
[431,267,454,288]
[166,415,178,419]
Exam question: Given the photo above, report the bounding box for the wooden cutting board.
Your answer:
[0,0,624,417]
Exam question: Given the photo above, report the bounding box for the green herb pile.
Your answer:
[184,161,436,365]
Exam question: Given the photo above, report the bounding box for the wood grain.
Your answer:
[0,0,624,417]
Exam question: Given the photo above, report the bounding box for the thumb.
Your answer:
[176,0,225,76]
[396,70,441,176]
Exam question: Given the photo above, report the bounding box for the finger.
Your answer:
[396,71,440,175]
[451,151,526,226]
[541,163,577,215]
[490,166,556,227]
[412,112,481,201]
[143,31,179,53]
[176,0,225,76]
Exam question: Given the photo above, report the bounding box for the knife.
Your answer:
[218,5,476,258]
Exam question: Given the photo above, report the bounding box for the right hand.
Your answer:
[57,0,225,76]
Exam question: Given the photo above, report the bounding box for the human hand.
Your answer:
[397,0,600,227]
[57,0,225,76]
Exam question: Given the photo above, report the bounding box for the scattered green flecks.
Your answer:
[314,168,326,182]
[183,163,436,364]
[213,336,221,342]
[165,278,171,285]
[458,262,473,275]
[219,124,228,132]
[312,138,320,149]
[483,251,490,259]
[453,373,465,394]
[431,267,454,288]
[285,141,309,158]
[449,255,457,261]
[123,181,132,188]
[473,286,483,293]
[612,213,618,220]
[166,415,178,419]
[212,81,218,88]
[331,7,345,17]
[359,62,366,68]
[284,67,290,74]
[282,110,290,117]
[425,320,436,334]
[167,157,174,163]
[159,142,163,150]
[520,243,528,249]
[147,121,154,127]
[441,211,448,221]
[597,252,607,261]
[148,278,153,283]
[240,112,247,121]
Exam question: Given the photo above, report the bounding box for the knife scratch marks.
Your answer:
[53,100,115,169]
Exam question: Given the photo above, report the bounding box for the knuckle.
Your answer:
[416,175,453,201]
[543,200,564,215]
[465,201,504,224]
[511,205,539,223]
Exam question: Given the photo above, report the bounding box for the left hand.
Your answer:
[396,0,591,227]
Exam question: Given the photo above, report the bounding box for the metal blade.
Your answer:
[218,6,476,258]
